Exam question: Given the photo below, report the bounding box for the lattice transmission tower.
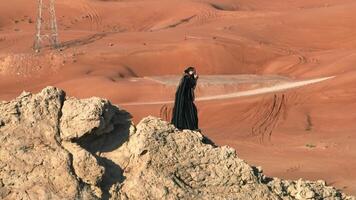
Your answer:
[34,0,59,52]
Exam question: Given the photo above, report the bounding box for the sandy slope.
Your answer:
[1,0,356,195]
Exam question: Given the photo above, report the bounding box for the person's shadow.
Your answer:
[73,107,132,200]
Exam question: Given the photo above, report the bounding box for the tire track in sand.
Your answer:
[250,93,286,142]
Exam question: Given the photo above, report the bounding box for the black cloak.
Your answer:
[171,74,198,130]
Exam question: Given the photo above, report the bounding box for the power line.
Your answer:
[34,0,59,52]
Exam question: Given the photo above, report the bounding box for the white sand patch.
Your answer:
[122,76,334,106]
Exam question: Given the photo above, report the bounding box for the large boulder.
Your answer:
[60,97,123,140]
[0,87,354,200]
[0,87,86,199]
[0,87,130,200]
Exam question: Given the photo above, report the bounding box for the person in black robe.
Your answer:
[171,67,199,131]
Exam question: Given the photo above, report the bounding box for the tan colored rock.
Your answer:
[107,116,355,200]
[62,142,104,186]
[0,87,355,200]
[0,87,88,199]
[60,97,121,140]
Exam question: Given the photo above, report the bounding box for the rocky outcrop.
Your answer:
[108,117,354,200]
[0,87,93,199]
[0,87,355,200]
[0,87,131,200]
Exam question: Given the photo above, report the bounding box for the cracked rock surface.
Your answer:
[0,87,355,200]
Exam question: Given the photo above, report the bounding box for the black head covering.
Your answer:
[184,66,196,74]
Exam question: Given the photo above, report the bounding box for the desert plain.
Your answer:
[0,0,355,196]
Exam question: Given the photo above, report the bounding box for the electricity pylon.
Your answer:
[34,0,59,52]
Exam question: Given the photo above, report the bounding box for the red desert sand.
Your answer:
[0,0,355,195]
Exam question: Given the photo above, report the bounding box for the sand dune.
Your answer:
[1,0,356,195]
